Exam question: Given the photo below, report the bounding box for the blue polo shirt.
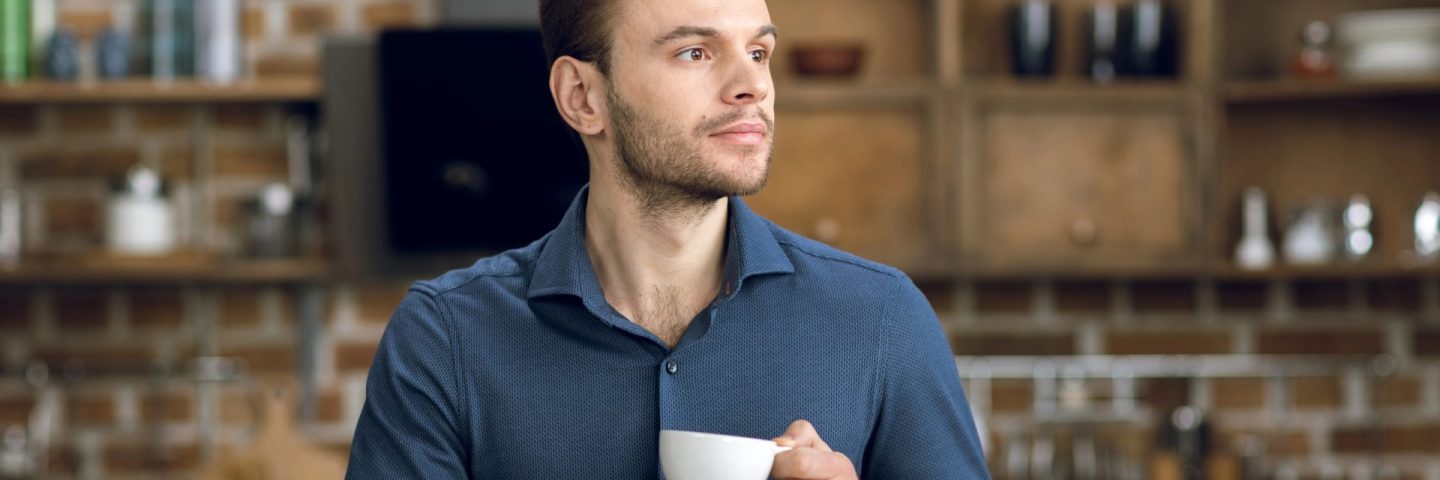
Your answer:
[346,186,989,479]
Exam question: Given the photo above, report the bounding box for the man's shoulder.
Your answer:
[410,234,548,298]
[761,219,906,286]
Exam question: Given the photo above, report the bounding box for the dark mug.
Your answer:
[1120,0,1178,76]
[45,29,81,81]
[1010,0,1057,77]
[97,28,131,80]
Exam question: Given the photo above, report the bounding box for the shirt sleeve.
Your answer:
[861,276,991,479]
[347,288,469,479]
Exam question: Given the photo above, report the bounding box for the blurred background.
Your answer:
[0,0,1439,478]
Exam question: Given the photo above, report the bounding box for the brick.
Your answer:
[255,55,319,78]
[134,105,192,131]
[1213,429,1308,456]
[55,105,115,134]
[130,287,185,329]
[335,342,379,372]
[0,289,31,331]
[357,283,408,324]
[105,442,200,472]
[21,146,141,180]
[1142,378,1190,413]
[220,391,257,424]
[1212,377,1266,410]
[221,344,296,375]
[1289,376,1342,408]
[316,388,345,422]
[1414,328,1440,357]
[1105,329,1231,355]
[949,332,1074,356]
[1369,279,1422,312]
[43,196,101,239]
[916,281,953,316]
[160,145,196,178]
[141,390,193,422]
[363,2,418,29]
[1216,281,1266,311]
[51,288,109,330]
[974,282,1030,314]
[989,379,1032,412]
[213,143,289,178]
[31,344,156,365]
[212,104,268,131]
[58,9,112,40]
[1377,376,1421,409]
[1332,424,1440,453]
[219,287,261,328]
[212,196,248,234]
[0,397,34,424]
[1054,281,1109,313]
[1132,281,1195,313]
[1258,328,1384,355]
[1292,280,1348,310]
[289,4,337,36]
[0,105,39,137]
[67,395,115,424]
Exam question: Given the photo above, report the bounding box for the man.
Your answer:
[346,0,989,478]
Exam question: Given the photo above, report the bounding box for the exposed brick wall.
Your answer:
[0,0,433,478]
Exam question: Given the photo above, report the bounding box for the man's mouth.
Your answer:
[708,121,769,146]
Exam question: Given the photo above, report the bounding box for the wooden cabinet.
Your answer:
[959,100,1196,270]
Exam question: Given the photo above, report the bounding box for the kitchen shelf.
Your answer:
[1206,263,1440,281]
[1224,77,1440,103]
[776,80,937,108]
[0,77,319,104]
[0,258,331,285]
[965,79,1190,103]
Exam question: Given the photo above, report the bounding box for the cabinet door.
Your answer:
[744,109,933,270]
[962,104,1195,269]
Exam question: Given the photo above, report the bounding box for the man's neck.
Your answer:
[583,175,730,348]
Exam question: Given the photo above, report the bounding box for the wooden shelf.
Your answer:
[966,79,1189,103]
[0,258,331,285]
[776,80,936,108]
[1224,77,1440,103]
[1206,263,1440,281]
[0,77,319,104]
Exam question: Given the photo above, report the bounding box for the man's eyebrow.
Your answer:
[652,24,779,46]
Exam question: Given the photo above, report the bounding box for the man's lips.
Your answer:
[709,121,769,146]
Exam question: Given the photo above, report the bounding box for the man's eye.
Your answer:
[677,48,706,62]
[750,50,768,63]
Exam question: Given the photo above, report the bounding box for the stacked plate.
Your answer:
[1336,8,1440,77]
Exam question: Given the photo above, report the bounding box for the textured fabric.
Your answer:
[347,186,990,479]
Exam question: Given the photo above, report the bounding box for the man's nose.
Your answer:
[720,52,770,106]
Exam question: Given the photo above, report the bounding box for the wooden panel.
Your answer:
[1214,98,1440,267]
[744,109,931,269]
[768,0,931,83]
[1222,0,1440,79]
[969,105,1191,268]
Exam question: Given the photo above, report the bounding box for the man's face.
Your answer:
[602,0,777,202]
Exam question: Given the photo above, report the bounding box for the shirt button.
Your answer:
[665,360,678,375]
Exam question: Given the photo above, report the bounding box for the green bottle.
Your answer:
[0,0,30,83]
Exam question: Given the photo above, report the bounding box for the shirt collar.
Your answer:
[526,185,795,302]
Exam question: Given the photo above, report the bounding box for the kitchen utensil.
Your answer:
[659,430,792,480]
[1086,1,1120,82]
[1121,0,1178,76]
[244,183,301,258]
[1343,194,1374,261]
[97,28,130,79]
[1282,202,1339,266]
[791,43,866,78]
[1235,187,1276,270]
[44,29,80,81]
[1294,21,1336,78]
[106,165,176,256]
[1011,0,1057,76]
[1415,192,1440,259]
[1336,8,1440,77]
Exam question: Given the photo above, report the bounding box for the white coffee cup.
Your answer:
[659,429,794,480]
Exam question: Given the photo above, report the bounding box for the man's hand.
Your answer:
[770,420,858,480]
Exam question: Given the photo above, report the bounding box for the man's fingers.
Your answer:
[773,420,831,451]
[771,448,852,480]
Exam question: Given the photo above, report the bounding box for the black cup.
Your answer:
[1119,0,1178,77]
[1010,0,1057,77]
[1085,2,1120,82]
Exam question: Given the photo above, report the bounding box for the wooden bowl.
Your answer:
[791,43,866,78]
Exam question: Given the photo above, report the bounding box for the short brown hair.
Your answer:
[538,0,619,75]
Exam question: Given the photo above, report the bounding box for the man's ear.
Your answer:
[549,56,606,136]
